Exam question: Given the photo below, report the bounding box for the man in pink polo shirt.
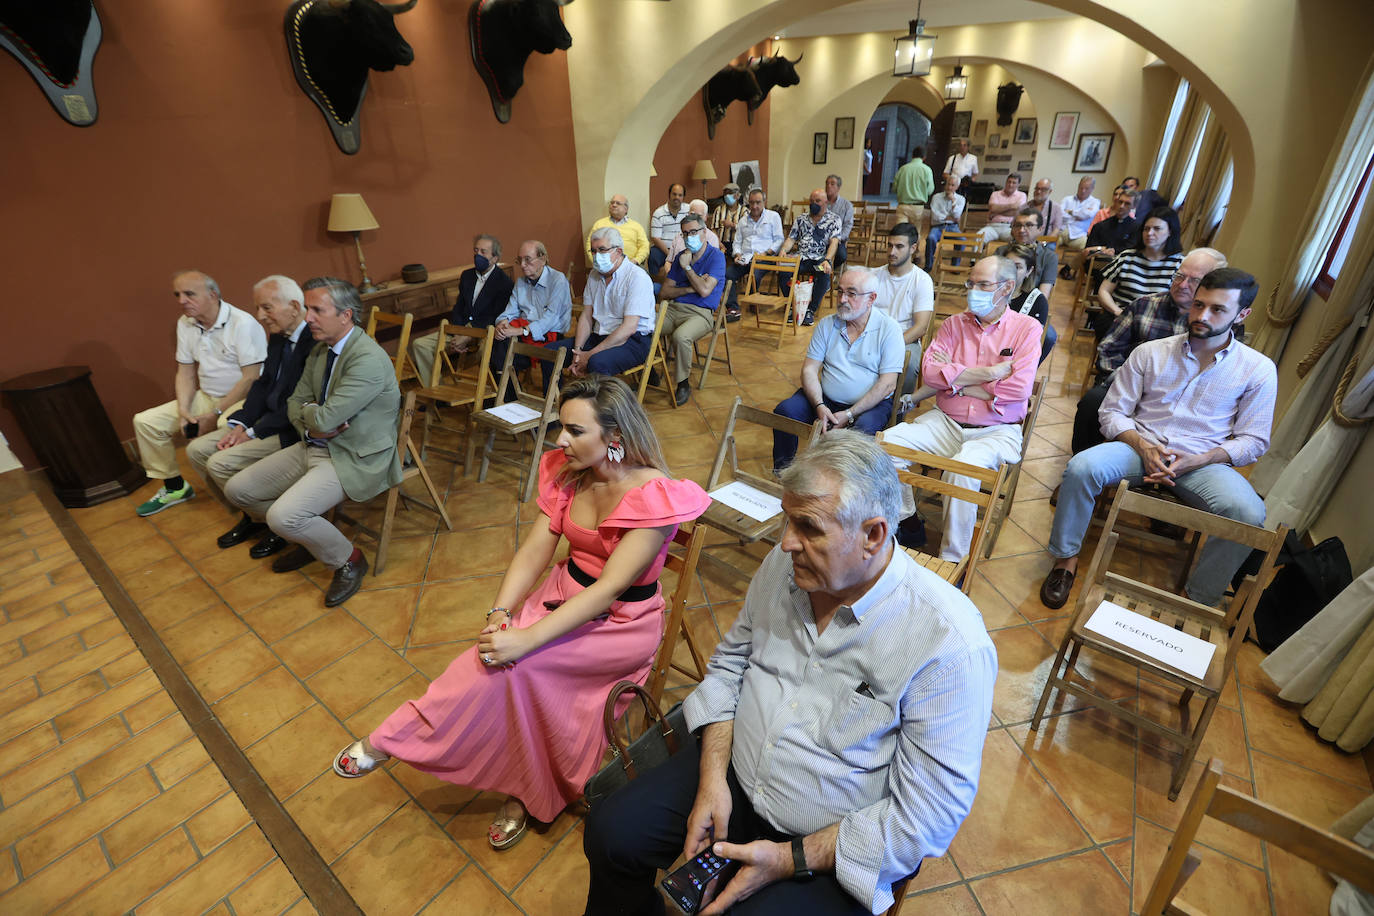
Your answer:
[884,255,1040,561]
[978,173,1028,245]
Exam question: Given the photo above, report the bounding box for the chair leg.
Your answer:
[1030,637,1075,729]
[521,431,541,503]
[376,486,400,576]
[699,329,718,389]
[410,448,452,531]
[1170,695,1220,801]
[478,429,496,483]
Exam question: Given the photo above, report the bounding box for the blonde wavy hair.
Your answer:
[556,376,669,489]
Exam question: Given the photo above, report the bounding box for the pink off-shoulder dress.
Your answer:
[369,450,710,822]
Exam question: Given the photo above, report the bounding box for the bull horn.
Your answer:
[791,52,803,64]
[380,0,418,12]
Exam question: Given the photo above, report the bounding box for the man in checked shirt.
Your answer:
[583,432,997,915]
[1040,267,1277,610]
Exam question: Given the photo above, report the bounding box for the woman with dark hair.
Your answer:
[1094,205,1184,337]
[331,376,709,851]
[998,242,1055,364]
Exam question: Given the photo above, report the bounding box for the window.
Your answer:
[1170,109,1210,210]
[1314,149,1374,299]
[1147,78,1190,190]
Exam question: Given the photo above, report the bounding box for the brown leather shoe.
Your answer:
[1049,484,1060,507]
[325,553,368,607]
[1039,567,1075,610]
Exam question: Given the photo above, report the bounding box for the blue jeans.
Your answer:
[926,222,958,271]
[647,247,667,277]
[1047,442,1266,606]
[544,332,651,392]
[773,388,892,469]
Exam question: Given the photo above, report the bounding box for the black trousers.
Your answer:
[1072,379,1113,454]
[583,744,872,916]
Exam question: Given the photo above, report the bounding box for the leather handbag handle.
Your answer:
[601,681,678,781]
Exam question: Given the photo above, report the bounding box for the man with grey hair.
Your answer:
[824,173,854,269]
[773,266,904,469]
[226,277,401,608]
[548,226,656,389]
[491,240,572,390]
[583,430,997,915]
[188,275,313,552]
[668,199,722,260]
[660,213,727,406]
[410,233,514,383]
[885,255,1040,561]
[133,269,267,517]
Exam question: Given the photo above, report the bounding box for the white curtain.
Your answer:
[1180,128,1231,249]
[1249,56,1374,360]
[1157,91,1208,206]
[1147,78,1190,191]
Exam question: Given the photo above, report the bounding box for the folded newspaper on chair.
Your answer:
[1083,600,1216,679]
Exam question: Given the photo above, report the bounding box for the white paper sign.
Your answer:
[1083,600,1216,679]
[484,401,542,424]
[709,480,783,523]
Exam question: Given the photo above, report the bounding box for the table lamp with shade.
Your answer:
[327,193,380,294]
[691,159,716,197]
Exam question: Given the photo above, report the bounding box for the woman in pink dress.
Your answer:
[331,376,710,850]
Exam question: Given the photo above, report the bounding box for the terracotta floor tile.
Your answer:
[0,605,67,652]
[247,704,352,800]
[124,690,178,733]
[120,557,199,605]
[967,572,1027,631]
[411,577,503,646]
[100,644,150,686]
[513,821,590,916]
[195,542,276,586]
[427,525,516,581]
[1232,641,1277,692]
[20,605,111,653]
[985,517,1045,560]
[1010,708,1137,843]
[0,837,108,912]
[16,767,160,874]
[285,768,410,864]
[0,775,81,847]
[419,865,523,914]
[442,482,520,529]
[333,801,467,914]
[1134,752,1262,866]
[72,713,192,797]
[1131,817,1269,914]
[978,552,1064,622]
[386,763,481,826]
[0,677,38,724]
[53,668,160,740]
[1134,684,1253,783]
[308,638,415,720]
[344,672,432,737]
[405,641,473,680]
[183,632,278,703]
[137,576,222,630]
[51,829,201,916]
[187,791,252,854]
[0,671,105,744]
[103,765,227,864]
[902,883,983,914]
[272,610,372,679]
[0,721,59,782]
[217,565,309,614]
[103,535,177,577]
[227,858,307,916]
[150,734,214,788]
[283,896,321,916]
[79,614,126,648]
[907,853,962,892]
[1031,615,1142,705]
[948,731,1091,877]
[1102,837,1133,886]
[1241,685,1371,789]
[972,849,1128,915]
[346,585,422,648]
[212,665,316,748]
[160,603,246,666]
[987,625,1057,725]
[446,791,580,890]
[135,825,276,916]
[237,581,327,643]
[363,534,436,588]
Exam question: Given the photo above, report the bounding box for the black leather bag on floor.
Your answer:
[1232,531,1353,652]
[584,682,697,810]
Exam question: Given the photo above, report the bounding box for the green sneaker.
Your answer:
[135,483,194,517]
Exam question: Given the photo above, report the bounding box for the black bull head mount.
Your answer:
[702,52,802,140]
[285,0,419,155]
[468,0,573,124]
[0,0,103,126]
[996,81,1024,127]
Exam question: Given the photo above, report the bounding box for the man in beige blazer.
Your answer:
[225,277,402,607]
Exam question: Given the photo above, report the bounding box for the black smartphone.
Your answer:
[999,348,1014,357]
[661,848,739,915]
[183,421,200,438]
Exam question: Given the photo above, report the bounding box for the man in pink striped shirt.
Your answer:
[884,256,1041,560]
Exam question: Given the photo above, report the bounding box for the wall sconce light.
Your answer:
[327,193,380,294]
[945,62,967,100]
[893,3,936,78]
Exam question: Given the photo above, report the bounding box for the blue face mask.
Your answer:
[473,254,490,273]
[593,251,615,273]
[685,233,703,253]
[967,288,998,318]
[724,194,737,206]
[809,202,822,217]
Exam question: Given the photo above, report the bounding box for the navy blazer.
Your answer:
[450,265,515,329]
[226,328,313,447]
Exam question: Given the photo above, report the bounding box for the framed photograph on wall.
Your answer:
[1049,111,1079,149]
[1017,159,1035,172]
[834,117,855,149]
[988,133,1001,149]
[1074,132,1114,172]
[973,119,988,138]
[730,160,762,198]
[813,131,828,165]
[1013,118,1037,145]
[952,110,973,139]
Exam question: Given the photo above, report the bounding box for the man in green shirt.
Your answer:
[893,145,934,232]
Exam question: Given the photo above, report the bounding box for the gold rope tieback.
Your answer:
[1263,280,1304,329]
[1296,312,1357,379]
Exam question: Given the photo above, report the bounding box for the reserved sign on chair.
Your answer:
[1084,600,1216,679]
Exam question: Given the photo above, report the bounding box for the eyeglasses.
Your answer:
[837,288,872,301]
[682,228,703,237]
[590,246,619,255]
[964,280,1002,291]
[1171,271,1204,288]
[516,256,544,265]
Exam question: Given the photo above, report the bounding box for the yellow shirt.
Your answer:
[588,216,650,265]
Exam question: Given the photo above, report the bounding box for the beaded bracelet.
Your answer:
[486,607,511,620]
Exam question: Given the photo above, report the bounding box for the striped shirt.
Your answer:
[650,203,687,243]
[1101,249,1182,313]
[1100,333,1277,467]
[683,545,997,913]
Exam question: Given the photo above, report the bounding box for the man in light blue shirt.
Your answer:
[726,188,785,319]
[491,239,571,390]
[772,267,904,469]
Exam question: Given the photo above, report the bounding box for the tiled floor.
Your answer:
[2,278,1370,914]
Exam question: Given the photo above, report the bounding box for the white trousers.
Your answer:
[186,427,284,506]
[132,393,242,480]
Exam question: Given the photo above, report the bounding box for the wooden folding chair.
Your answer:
[1036,233,1060,251]
[466,340,567,502]
[850,210,878,266]
[691,281,733,389]
[876,437,1007,594]
[1141,757,1374,914]
[982,377,1046,558]
[620,301,675,407]
[736,254,802,347]
[697,398,822,582]
[645,524,709,705]
[934,232,982,298]
[364,307,417,383]
[334,390,454,575]
[888,348,913,428]
[1030,482,1288,800]
[412,321,496,464]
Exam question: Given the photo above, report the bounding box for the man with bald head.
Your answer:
[779,188,843,326]
[133,269,267,517]
[588,194,650,266]
[1029,178,1063,237]
[491,240,572,390]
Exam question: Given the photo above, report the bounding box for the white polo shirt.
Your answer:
[871,267,934,334]
[585,262,656,336]
[175,301,267,398]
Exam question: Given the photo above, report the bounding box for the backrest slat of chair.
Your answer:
[879,440,1001,490]
[736,402,818,440]
[1115,488,1283,553]
[705,398,743,491]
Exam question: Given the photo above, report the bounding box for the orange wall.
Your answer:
[0,2,581,465]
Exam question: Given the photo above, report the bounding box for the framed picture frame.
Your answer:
[813,131,828,165]
[988,133,1001,149]
[1049,111,1079,149]
[952,110,972,139]
[833,116,855,149]
[973,118,988,138]
[1074,132,1114,173]
[1013,118,1037,145]
[1017,159,1035,172]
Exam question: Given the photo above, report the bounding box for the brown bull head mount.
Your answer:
[468,0,574,124]
[0,0,103,126]
[701,50,802,139]
[284,0,419,155]
[996,81,1024,127]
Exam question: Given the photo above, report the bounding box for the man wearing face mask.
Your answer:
[726,188,784,321]
[410,234,514,384]
[660,214,727,406]
[668,200,722,261]
[710,182,746,257]
[547,227,656,390]
[779,189,843,327]
[883,256,1040,562]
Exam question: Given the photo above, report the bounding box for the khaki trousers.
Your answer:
[133,393,243,480]
[186,427,284,506]
[661,301,714,384]
[409,331,443,386]
[223,443,352,568]
[896,203,926,228]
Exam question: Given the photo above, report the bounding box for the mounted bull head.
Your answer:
[702,64,762,140]
[0,0,102,125]
[996,81,1024,127]
[744,51,802,126]
[284,0,419,155]
[469,0,573,124]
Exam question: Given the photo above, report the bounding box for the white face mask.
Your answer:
[724,195,737,206]
[593,251,615,274]
[967,288,998,318]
